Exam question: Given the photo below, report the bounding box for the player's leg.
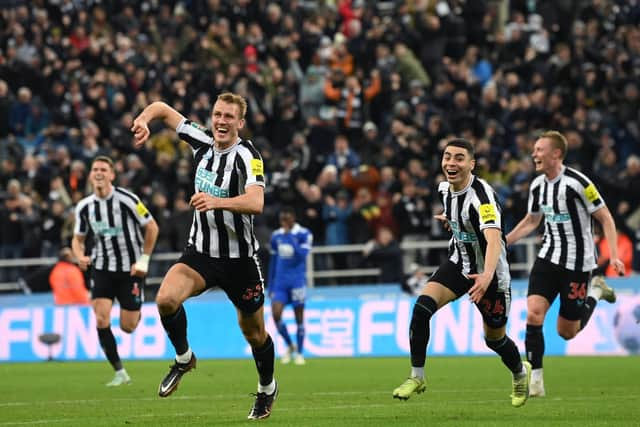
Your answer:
[556,268,593,339]
[393,262,460,400]
[482,297,531,409]
[238,307,278,420]
[225,255,277,420]
[156,262,205,397]
[93,297,130,386]
[292,286,306,365]
[526,259,558,397]
[271,291,294,363]
[105,274,145,386]
[91,271,129,386]
[579,274,616,330]
[292,305,305,365]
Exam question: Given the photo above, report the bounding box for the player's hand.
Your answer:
[77,255,91,271]
[190,192,217,212]
[131,254,150,277]
[610,258,626,276]
[434,213,450,231]
[131,117,150,147]
[466,273,491,303]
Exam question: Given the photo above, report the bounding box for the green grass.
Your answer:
[1,357,639,426]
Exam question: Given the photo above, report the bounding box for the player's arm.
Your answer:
[468,227,501,303]
[291,230,313,259]
[71,234,91,271]
[190,184,264,215]
[592,206,625,276]
[131,218,159,277]
[131,102,186,147]
[506,213,542,245]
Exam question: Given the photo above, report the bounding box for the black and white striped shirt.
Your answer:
[528,166,604,272]
[439,175,511,292]
[74,187,153,272]
[176,119,265,258]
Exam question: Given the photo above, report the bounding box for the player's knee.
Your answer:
[155,292,180,313]
[94,313,110,328]
[243,328,267,347]
[526,311,545,325]
[120,323,136,334]
[558,328,577,340]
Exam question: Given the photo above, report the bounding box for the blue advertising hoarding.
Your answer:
[1,279,638,362]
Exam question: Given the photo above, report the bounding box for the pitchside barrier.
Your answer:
[1,278,638,362]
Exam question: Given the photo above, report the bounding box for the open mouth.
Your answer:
[446,169,459,179]
[215,126,229,136]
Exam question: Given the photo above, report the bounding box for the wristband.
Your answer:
[135,254,150,273]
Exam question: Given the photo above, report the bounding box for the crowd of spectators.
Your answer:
[1,0,639,286]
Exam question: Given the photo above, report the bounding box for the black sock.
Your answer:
[485,335,523,374]
[580,296,598,331]
[97,327,122,371]
[410,295,437,368]
[160,305,189,355]
[252,334,275,386]
[525,324,544,369]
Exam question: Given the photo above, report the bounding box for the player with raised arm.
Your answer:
[131,92,277,420]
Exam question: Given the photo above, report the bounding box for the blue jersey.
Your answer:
[268,223,313,289]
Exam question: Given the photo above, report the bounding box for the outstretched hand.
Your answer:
[131,117,150,147]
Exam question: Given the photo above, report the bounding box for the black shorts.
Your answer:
[177,245,265,314]
[529,258,591,321]
[91,270,145,310]
[430,261,510,328]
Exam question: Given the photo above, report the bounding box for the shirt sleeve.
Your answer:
[237,144,265,188]
[73,201,89,236]
[176,118,214,152]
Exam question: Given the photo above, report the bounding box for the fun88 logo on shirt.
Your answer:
[195,168,229,198]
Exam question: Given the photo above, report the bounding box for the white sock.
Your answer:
[258,379,276,394]
[531,368,543,382]
[116,368,127,375]
[176,348,193,364]
[411,367,425,379]
[588,285,603,300]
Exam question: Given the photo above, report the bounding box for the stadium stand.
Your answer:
[0,0,639,291]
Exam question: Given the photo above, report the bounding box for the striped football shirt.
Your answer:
[74,187,153,272]
[528,166,604,272]
[438,175,511,292]
[176,118,265,258]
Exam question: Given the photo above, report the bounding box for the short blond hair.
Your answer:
[91,155,115,170]
[217,92,247,119]
[539,130,568,159]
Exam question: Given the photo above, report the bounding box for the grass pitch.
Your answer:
[1,356,638,426]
